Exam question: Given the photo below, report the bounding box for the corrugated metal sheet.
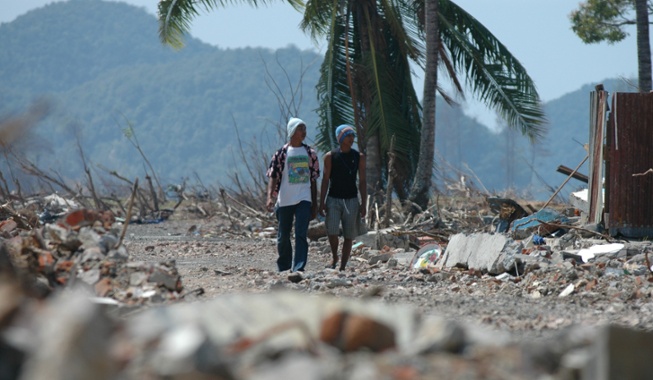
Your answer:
[605,92,653,237]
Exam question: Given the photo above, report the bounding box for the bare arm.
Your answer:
[358,153,367,218]
[310,178,318,220]
[266,177,278,212]
[319,152,332,216]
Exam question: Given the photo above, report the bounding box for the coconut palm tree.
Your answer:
[158,0,546,210]
[635,0,651,91]
[410,0,438,211]
[409,0,547,209]
[301,0,423,201]
[301,0,546,208]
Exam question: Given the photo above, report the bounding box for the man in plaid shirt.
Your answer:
[266,117,320,272]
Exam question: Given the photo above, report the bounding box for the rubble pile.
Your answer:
[1,280,652,379]
[1,193,653,379]
[295,203,653,327]
[0,206,184,305]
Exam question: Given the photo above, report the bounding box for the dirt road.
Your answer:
[122,215,653,346]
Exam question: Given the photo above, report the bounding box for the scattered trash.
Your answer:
[511,208,570,239]
[559,284,575,297]
[533,234,546,245]
[1,205,183,305]
[495,273,511,281]
[0,188,652,380]
[577,243,625,263]
[488,197,529,233]
[604,267,627,277]
[411,243,442,269]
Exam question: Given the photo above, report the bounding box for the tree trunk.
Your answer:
[635,0,652,92]
[353,0,384,202]
[365,134,382,198]
[408,0,439,211]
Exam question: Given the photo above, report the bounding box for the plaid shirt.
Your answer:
[266,143,320,199]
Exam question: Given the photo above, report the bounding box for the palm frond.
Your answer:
[315,12,355,151]
[378,0,424,62]
[361,28,422,179]
[436,43,464,105]
[159,0,305,49]
[438,0,547,141]
[302,0,340,42]
[312,0,422,183]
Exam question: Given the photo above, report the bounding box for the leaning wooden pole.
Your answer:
[117,178,139,248]
[540,155,589,212]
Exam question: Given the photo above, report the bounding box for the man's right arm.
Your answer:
[358,153,367,218]
[319,152,332,216]
[266,149,281,212]
[266,177,278,212]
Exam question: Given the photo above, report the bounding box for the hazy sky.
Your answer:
[3,0,645,126]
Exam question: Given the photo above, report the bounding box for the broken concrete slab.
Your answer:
[127,291,419,357]
[18,287,119,380]
[392,250,416,267]
[575,243,625,263]
[355,228,410,251]
[583,325,653,380]
[437,232,523,275]
[409,315,466,354]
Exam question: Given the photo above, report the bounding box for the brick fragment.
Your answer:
[320,311,396,352]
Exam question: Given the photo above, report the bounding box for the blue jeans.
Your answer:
[276,201,311,272]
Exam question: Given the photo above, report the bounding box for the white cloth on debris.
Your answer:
[577,243,624,263]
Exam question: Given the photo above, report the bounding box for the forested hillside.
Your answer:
[1,0,323,189]
[0,0,635,200]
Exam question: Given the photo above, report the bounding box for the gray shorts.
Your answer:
[325,196,359,239]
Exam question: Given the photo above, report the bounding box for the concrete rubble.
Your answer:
[0,207,183,305]
[1,194,653,379]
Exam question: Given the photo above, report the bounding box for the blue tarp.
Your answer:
[510,208,570,233]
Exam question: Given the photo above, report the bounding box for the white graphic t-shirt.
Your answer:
[277,146,312,207]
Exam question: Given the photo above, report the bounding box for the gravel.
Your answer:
[122,215,653,346]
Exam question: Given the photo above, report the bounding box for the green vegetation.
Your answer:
[158,0,547,211]
[0,0,635,201]
[571,0,651,92]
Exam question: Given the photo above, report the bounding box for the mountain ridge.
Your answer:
[1,0,634,200]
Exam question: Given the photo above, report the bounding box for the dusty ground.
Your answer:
[122,213,653,345]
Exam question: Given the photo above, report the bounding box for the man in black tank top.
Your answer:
[318,124,367,271]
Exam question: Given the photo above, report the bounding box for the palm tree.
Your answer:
[408,0,546,210]
[158,0,546,211]
[302,0,546,208]
[301,0,423,201]
[635,0,652,91]
[410,0,438,210]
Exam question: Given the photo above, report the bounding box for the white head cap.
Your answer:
[287,117,305,140]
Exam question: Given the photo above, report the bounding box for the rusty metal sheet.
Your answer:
[606,92,653,237]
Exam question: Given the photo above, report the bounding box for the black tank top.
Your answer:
[328,149,359,199]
